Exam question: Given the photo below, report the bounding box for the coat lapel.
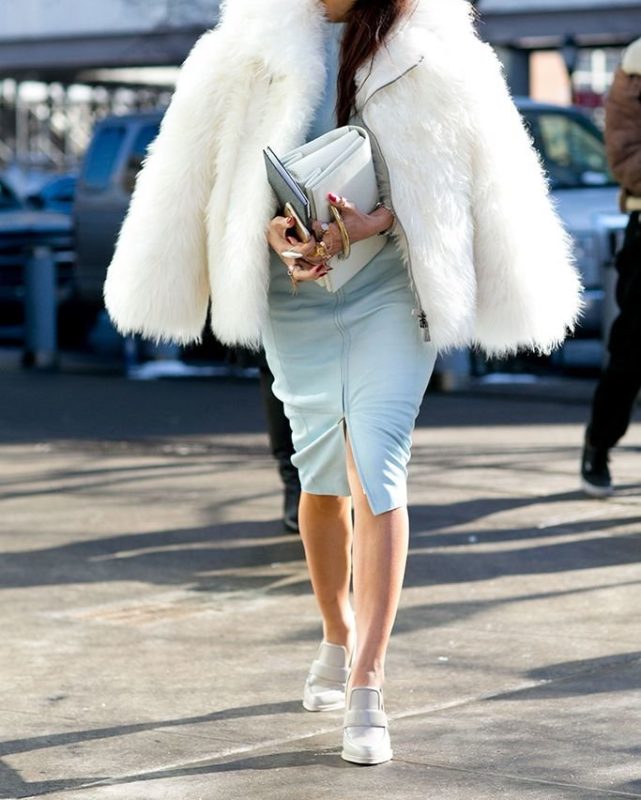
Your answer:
[354,0,478,109]
[355,42,425,110]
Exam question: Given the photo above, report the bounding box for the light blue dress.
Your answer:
[260,26,438,516]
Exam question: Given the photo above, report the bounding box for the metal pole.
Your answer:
[22,244,58,370]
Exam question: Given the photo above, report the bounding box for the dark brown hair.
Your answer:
[335,0,414,126]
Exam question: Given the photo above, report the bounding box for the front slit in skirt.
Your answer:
[261,237,438,516]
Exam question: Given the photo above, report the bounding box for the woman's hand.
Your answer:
[267,214,332,283]
[305,192,395,263]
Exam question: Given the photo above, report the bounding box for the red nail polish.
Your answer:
[328,192,337,202]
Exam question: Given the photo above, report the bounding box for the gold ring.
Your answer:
[313,240,330,260]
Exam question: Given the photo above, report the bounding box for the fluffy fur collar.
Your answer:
[216,0,328,78]
[216,0,478,109]
[355,0,477,107]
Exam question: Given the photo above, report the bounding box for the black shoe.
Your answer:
[581,437,613,498]
[283,483,301,533]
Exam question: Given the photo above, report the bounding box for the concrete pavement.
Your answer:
[1,359,640,799]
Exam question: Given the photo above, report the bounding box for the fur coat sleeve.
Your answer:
[103,0,328,349]
[467,40,584,356]
[605,66,641,198]
[102,29,220,345]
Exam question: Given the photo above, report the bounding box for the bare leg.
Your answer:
[344,426,410,690]
[298,491,356,659]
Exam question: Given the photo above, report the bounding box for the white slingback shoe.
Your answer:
[341,686,393,765]
[303,640,354,712]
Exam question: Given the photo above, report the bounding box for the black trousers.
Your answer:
[256,348,300,489]
[588,211,641,450]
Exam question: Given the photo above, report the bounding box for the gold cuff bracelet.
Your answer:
[329,205,351,260]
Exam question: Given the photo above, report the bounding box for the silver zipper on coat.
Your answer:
[359,56,431,342]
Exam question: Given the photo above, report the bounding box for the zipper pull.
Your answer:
[417,309,431,342]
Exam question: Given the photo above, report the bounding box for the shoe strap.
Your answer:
[310,659,349,683]
[343,708,388,728]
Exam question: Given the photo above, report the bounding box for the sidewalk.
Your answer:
[1,364,640,799]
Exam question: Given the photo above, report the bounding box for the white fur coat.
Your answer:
[103,0,583,356]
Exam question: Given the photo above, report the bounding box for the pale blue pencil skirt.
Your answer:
[260,238,438,516]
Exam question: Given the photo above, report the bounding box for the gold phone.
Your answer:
[284,201,312,244]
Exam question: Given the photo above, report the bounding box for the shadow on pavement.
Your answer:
[2,491,640,597]
[394,580,641,637]
[0,519,305,591]
[0,698,327,799]
[2,368,635,447]
[0,746,347,800]
[0,698,303,759]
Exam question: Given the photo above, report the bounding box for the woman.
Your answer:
[103,0,583,766]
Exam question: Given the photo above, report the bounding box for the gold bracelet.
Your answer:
[329,205,351,260]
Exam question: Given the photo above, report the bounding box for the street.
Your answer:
[1,361,640,799]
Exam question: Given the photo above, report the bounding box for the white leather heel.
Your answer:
[302,640,353,712]
[341,686,393,765]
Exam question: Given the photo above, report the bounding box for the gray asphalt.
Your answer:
[1,353,640,799]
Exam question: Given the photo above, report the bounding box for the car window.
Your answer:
[82,126,126,191]
[0,179,20,210]
[522,111,616,189]
[122,123,160,194]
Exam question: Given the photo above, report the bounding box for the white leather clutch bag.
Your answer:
[265,125,386,292]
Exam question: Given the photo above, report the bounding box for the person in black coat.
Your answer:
[581,38,641,496]
[257,350,301,532]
